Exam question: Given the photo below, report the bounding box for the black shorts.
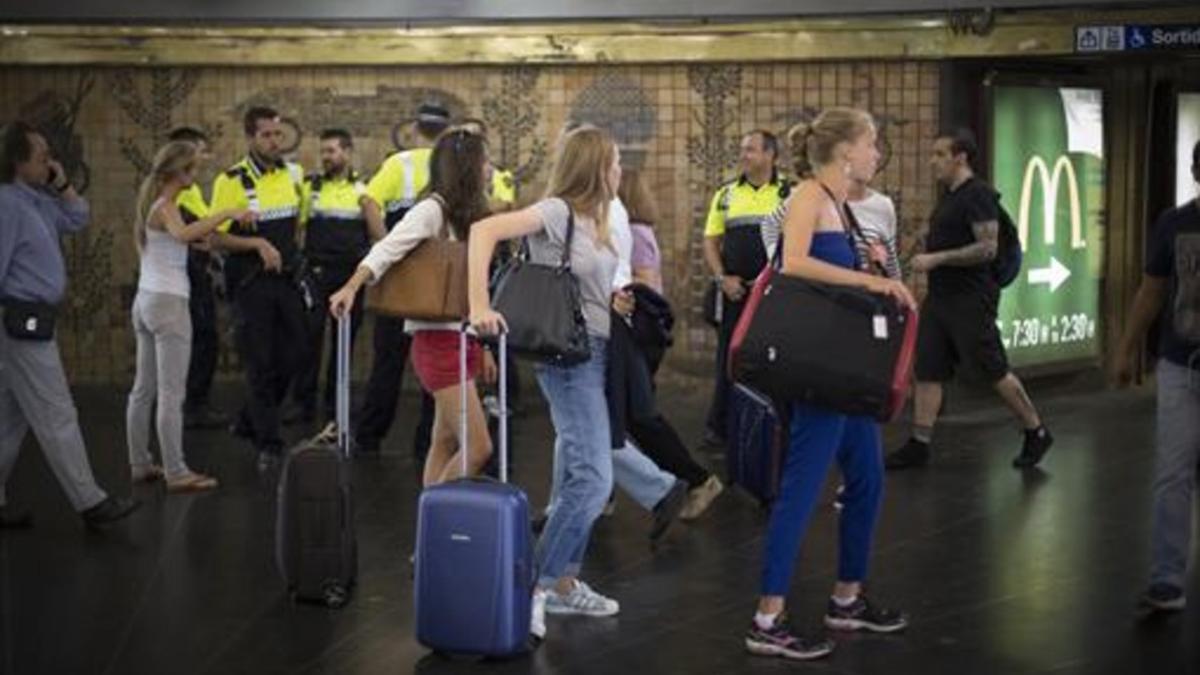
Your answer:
[915,291,1010,383]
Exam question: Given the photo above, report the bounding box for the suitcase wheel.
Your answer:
[322,582,349,609]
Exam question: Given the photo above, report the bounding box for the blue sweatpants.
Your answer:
[760,402,884,596]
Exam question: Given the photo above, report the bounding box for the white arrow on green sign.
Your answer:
[1027,256,1071,293]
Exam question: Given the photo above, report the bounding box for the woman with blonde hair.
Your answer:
[468,125,624,640]
[744,109,915,661]
[127,141,250,492]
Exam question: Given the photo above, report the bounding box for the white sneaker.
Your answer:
[544,580,620,617]
[679,475,725,521]
[530,588,548,640]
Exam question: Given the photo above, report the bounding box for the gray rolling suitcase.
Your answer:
[276,314,357,608]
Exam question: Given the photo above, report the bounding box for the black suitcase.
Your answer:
[276,314,357,608]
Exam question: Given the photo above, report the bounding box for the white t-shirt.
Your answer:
[610,197,633,290]
[848,189,901,280]
[360,197,459,332]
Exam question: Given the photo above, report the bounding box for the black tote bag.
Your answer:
[489,200,591,365]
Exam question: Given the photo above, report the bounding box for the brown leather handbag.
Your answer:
[365,196,468,321]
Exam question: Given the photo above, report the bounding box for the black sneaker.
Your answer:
[650,480,688,542]
[885,438,930,471]
[824,595,908,633]
[0,504,33,530]
[744,613,834,661]
[1140,583,1186,612]
[1012,426,1053,468]
[81,496,141,527]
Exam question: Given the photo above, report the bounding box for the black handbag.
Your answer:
[2,299,58,341]
[489,200,591,365]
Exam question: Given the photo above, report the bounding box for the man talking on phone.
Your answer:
[0,121,140,529]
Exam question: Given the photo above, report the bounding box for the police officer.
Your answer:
[166,127,227,430]
[354,103,447,459]
[211,106,307,464]
[701,129,789,446]
[292,128,380,426]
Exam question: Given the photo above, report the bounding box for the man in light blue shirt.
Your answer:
[0,121,139,529]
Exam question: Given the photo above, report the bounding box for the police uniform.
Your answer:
[178,184,220,417]
[702,172,789,438]
[485,166,523,409]
[291,170,370,421]
[357,147,435,461]
[210,154,307,454]
[489,167,517,210]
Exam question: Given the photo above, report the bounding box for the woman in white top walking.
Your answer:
[127,141,251,492]
[329,128,497,486]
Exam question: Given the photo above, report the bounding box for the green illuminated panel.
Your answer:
[991,85,1106,367]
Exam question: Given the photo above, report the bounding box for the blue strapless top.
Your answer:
[809,231,858,270]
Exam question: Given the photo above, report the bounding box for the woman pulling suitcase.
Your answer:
[743,108,916,661]
[467,126,625,641]
[329,127,497,486]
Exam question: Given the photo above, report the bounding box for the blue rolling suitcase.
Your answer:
[414,330,535,657]
[726,384,789,508]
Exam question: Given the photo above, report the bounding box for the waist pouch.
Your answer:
[2,299,58,341]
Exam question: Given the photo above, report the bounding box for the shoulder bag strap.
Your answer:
[558,197,575,271]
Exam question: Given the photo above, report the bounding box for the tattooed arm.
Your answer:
[912,220,998,272]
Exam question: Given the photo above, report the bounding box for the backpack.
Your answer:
[992,196,1023,288]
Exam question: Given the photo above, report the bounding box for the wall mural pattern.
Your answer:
[0,62,939,384]
[480,67,547,187]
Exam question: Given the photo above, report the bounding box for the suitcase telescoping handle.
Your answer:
[336,313,351,460]
[460,324,509,483]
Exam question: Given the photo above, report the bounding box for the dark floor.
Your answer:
[0,373,1197,675]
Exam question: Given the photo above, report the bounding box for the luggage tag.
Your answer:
[872,314,888,340]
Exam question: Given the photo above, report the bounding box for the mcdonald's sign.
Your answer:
[1017,155,1087,251]
[992,85,1104,368]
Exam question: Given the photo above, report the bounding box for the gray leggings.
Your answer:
[126,291,193,479]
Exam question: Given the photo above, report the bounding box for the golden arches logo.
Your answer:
[1017,155,1086,252]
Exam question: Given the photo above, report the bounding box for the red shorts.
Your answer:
[411,330,482,393]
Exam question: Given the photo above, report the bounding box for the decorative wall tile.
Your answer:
[0,61,939,383]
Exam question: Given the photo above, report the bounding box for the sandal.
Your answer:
[131,464,164,484]
[166,472,219,493]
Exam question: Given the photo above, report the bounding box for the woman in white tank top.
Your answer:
[127,141,250,493]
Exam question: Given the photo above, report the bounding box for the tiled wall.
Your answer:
[0,62,939,384]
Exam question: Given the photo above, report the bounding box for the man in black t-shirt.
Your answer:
[1114,140,1200,613]
[886,130,1053,471]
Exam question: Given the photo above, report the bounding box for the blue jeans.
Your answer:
[547,439,675,514]
[1150,358,1200,588]
[760,402,883,596]
[534,337,613,587]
